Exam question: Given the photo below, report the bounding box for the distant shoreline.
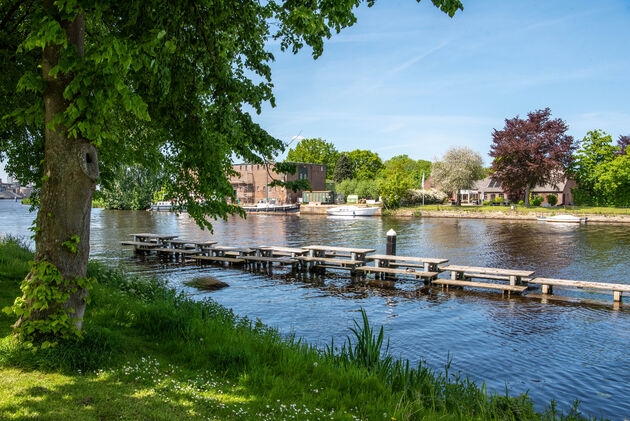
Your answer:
[385,208,630,224]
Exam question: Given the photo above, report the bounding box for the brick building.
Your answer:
[229,162,326,204]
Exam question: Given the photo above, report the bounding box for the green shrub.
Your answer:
[335,178,358,198]
[546,194,558,206]
[518,200,524,206]
[531,195,544,206]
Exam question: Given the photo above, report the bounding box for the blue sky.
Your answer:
[257,0,630,165]
[2,0,629,181]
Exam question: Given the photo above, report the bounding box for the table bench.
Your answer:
[529,278,630,302]
[356,265,439,281]
[242,255,297,270]
[121,241,160,248]
[441,265,534,286]
[294,256,364,273]
[120,241,161,254]
[191,255,245,265]
[155,248,201,260]
[432,279,528,296]
[302,245,375,261]
[253,246,308,258]
[208,246,255,257]
[366,254,448,272]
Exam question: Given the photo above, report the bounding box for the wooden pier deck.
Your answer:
[528,278,630,302]
[432,279,528,296]
[120,234,630,307]
[366,254,448,272]
[191,255,245,265]
[356,265,439,281]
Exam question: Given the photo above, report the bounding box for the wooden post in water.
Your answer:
[386,229,396,256]
[386,229,396,280]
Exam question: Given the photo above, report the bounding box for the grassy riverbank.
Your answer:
[0,237,592,420]
[384,205,630,219]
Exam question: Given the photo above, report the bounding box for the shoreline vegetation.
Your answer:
[382,205,630,223]
[13,198,630,223]
[0,237,594,420]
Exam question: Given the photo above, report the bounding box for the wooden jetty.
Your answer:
[356,265,439,281]
[528,278,630,302]
[298,245,376,274]
[120,233,630,306]
[366,254,448,273]
[441,265,534,286]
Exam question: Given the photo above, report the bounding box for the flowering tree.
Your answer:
[490,108,575,206]
[432,147,485,205]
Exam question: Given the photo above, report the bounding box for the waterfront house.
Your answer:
[456,176,576,205]
[229,162,326,205]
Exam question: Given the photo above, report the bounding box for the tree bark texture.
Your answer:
[524,185,530,207]
[19,7,97,332]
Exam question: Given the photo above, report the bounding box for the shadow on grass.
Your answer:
[3,366,263,420]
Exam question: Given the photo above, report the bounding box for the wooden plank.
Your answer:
[355,266,438,279]
[302,245,376,254]
[526,293,627,308]
[120,241,160,247]
[194,241,217,247]
[256,246,306,254]
[212,246,254,253]
[324,252,352,258]
[129,233,178,239]
[529,278,630,292]
[366,254,449,264]
[441,265,534,277]
[314,264,360,271]
[155,248,201,255]
[294,257,363,266]
[191,255,244,264]
[432,279,528,293]
[463,273,532,283]
[242,256,296,265]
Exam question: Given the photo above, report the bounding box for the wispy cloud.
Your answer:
[392,41,449,74]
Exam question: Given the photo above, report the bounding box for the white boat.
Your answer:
[150,200,175,211]
[537,214,587,223]
[242,199,300,214]
[326,205,380,217]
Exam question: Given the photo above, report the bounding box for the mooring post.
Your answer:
[386,229,396,256]
[386,229,396,280]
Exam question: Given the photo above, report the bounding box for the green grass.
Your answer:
[385,204,630,217]
[0,238,596,420]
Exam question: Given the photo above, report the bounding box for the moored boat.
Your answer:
[150,201,175,211]
[242,199,300,214]
[537,214,587,223]
[326,205,380,217]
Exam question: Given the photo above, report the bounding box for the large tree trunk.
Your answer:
[16,8,98,333]
[524,185,530,207]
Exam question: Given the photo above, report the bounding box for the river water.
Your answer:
[1,200,629,420]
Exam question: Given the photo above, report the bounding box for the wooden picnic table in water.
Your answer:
[302,245,375,261]
[365,254,448,272]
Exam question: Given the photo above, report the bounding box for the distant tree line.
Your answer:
[102,118,628,211]
[571,131,629,207]
[489,108,628,207]
[286,137,433,208]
